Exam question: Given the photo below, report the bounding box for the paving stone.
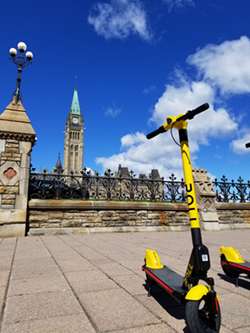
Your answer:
[14,250,50,261]
[1,314,96,333]
[110,323,175,333]
[215,286,231,296]
[0,271,9,287]
[11,258,60,280]
[0,286,6,315]
[220,293,250,329]
[216,274,250,299]
[65,269,119,293]
[236,326,250,332]
[112,274,146,295]
[136,294,187,332]
[8,274,70,296]
[56,259,96,273]
[98,262,133,276]
[118,259,145,277]
[1,231,250,332]
[0,260,12,272]
[220,326,235,333]
[74,246,111,262]
[13,257,55,268]
[78,288,160,331]
[3,291,83,324]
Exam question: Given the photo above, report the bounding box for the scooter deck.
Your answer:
[143,265,186,297]
[227,261,250,272]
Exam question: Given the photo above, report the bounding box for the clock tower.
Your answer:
[64,89,84,174]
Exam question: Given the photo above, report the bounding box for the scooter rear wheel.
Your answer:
[185,299,221,333]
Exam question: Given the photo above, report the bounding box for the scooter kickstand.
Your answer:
[146,282,152,297]
[143,280,152,297]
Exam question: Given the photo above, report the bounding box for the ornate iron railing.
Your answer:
[214,176,250,203]
[29,169,185,202]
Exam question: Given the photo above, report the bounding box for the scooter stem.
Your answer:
[179,127,202,247]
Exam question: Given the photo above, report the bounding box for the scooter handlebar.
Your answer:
[178,103,209,121]
[146,125,166,139]
[146,103,209,140]
[246,142,250,148]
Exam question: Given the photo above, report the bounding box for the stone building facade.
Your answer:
[0,97,36,237]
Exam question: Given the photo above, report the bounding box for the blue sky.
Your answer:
[0,0,250,180]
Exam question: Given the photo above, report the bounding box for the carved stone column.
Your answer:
[0,97,36,237]
[193,168,220,231]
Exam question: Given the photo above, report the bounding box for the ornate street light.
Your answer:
[9,41,33,103]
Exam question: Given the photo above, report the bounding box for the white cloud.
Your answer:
[105,106,122,118]
[88,0,151,41]
[188,36,250,94]
[143,85,156,95]
[231,131,250,154]
[151,81,214,124]
[121,132,147,147]
[163,0,195,11]
[96,79,237,178]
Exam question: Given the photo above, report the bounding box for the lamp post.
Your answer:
[246,142,250,148]
[9,41,33,103]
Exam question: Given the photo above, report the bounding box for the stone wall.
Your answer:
[28,200,250,235]
[216,203,250,229]
[28,200,189,235]
[26,169,250,235]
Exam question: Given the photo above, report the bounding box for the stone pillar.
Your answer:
[193,168,220,231]
[0,97,36,237]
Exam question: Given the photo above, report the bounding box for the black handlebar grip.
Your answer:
[246,142,250,148]
[191,103,209,115]
[146,126,165,139]
[180,103,209,121]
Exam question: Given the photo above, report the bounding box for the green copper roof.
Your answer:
[70,89,81,115]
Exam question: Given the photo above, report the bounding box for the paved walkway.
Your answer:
[0,230,249,333]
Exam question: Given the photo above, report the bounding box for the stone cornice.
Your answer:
[29,199,188,211]
[0,131,36,143]
[216,202,250,210]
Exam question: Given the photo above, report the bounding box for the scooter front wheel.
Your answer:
[185,298,221,333]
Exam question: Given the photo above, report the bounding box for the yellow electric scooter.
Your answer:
[219,142,250,286]
[142,103,221,333]
[220,247,250,285]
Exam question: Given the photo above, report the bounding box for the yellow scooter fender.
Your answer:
[220,246,245,263]
[185,284,209,301]
[145,249,164,269]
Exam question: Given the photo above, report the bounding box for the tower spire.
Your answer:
[55,153,63,173]
[70,89,81,115]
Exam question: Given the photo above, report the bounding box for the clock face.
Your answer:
[72,117,79,125]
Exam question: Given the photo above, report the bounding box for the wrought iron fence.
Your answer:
[214,176,250,203]
[29,168,250,203]
[29,169,186,202]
